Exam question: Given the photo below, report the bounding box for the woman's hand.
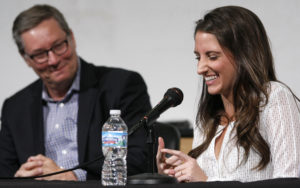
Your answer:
[160,148,208,182]
[156,137,173,175]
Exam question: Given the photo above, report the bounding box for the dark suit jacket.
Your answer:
[0,59,152,180]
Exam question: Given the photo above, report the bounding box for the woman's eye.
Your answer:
[195,56,200,61]
[209,56,218,60]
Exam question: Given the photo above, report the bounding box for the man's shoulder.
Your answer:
[85,61,138,76]
[81,60,143,83]
[4,79,42,105]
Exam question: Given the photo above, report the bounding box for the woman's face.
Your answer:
[194,31,236,100]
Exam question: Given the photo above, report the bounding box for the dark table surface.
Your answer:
[0,178,300,188]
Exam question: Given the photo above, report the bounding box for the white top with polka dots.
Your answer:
[193,81,300,182]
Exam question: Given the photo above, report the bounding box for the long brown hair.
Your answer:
[188,6,277,170]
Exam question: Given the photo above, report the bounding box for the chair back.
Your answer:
[154,122,181,150]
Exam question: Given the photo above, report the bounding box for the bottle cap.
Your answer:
[110,109,121,115]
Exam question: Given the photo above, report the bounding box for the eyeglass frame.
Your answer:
[24,37,70,64]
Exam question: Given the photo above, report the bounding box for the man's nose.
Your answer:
[47,51,59,65]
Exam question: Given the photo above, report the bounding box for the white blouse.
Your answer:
[192,81,300,182]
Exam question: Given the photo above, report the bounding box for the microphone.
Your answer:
[129,87,183,135]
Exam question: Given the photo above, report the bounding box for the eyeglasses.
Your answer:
[25,39,69,64]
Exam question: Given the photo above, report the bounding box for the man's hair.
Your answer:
[12,4,71,55]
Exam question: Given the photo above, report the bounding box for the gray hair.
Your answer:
[12,4,71,55]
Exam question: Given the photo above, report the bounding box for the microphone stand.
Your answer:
[127,119,178,184]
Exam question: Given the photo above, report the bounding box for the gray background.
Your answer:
[1,0,299,126]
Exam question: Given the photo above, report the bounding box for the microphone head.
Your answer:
[164,87,184,107]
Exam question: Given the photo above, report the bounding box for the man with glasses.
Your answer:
[0,4,151,180]
[26,39,69,64]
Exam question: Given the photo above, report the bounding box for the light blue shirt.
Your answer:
[42,60,86,180]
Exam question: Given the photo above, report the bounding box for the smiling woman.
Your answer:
[194,31,236,104]
[156,5,300,183]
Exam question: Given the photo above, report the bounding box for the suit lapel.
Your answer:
[29,80,45,155]
[77,59,99,163]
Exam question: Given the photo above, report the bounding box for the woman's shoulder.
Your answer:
[265,81,298,107]
[269,81,289,92]
[267,81,293,98]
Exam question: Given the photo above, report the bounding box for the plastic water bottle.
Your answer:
[101,109,128,186]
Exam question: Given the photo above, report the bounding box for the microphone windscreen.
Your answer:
[164,87,184,107]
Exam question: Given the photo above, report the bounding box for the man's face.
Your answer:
[21,18,78,90]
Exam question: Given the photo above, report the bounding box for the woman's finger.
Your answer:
[161,148,190,162]
[156,137,166,162]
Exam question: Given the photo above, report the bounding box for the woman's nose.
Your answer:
[197,59,208,75]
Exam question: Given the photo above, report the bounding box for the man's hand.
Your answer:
[14,156,43,178]
[15,154,78,181]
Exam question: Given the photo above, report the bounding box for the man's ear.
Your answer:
[69,29,76,48]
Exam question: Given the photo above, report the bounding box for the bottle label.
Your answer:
[102,131,127,147]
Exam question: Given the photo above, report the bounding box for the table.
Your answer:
[0,178,300,188]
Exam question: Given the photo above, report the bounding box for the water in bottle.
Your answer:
[101,109,128,186]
